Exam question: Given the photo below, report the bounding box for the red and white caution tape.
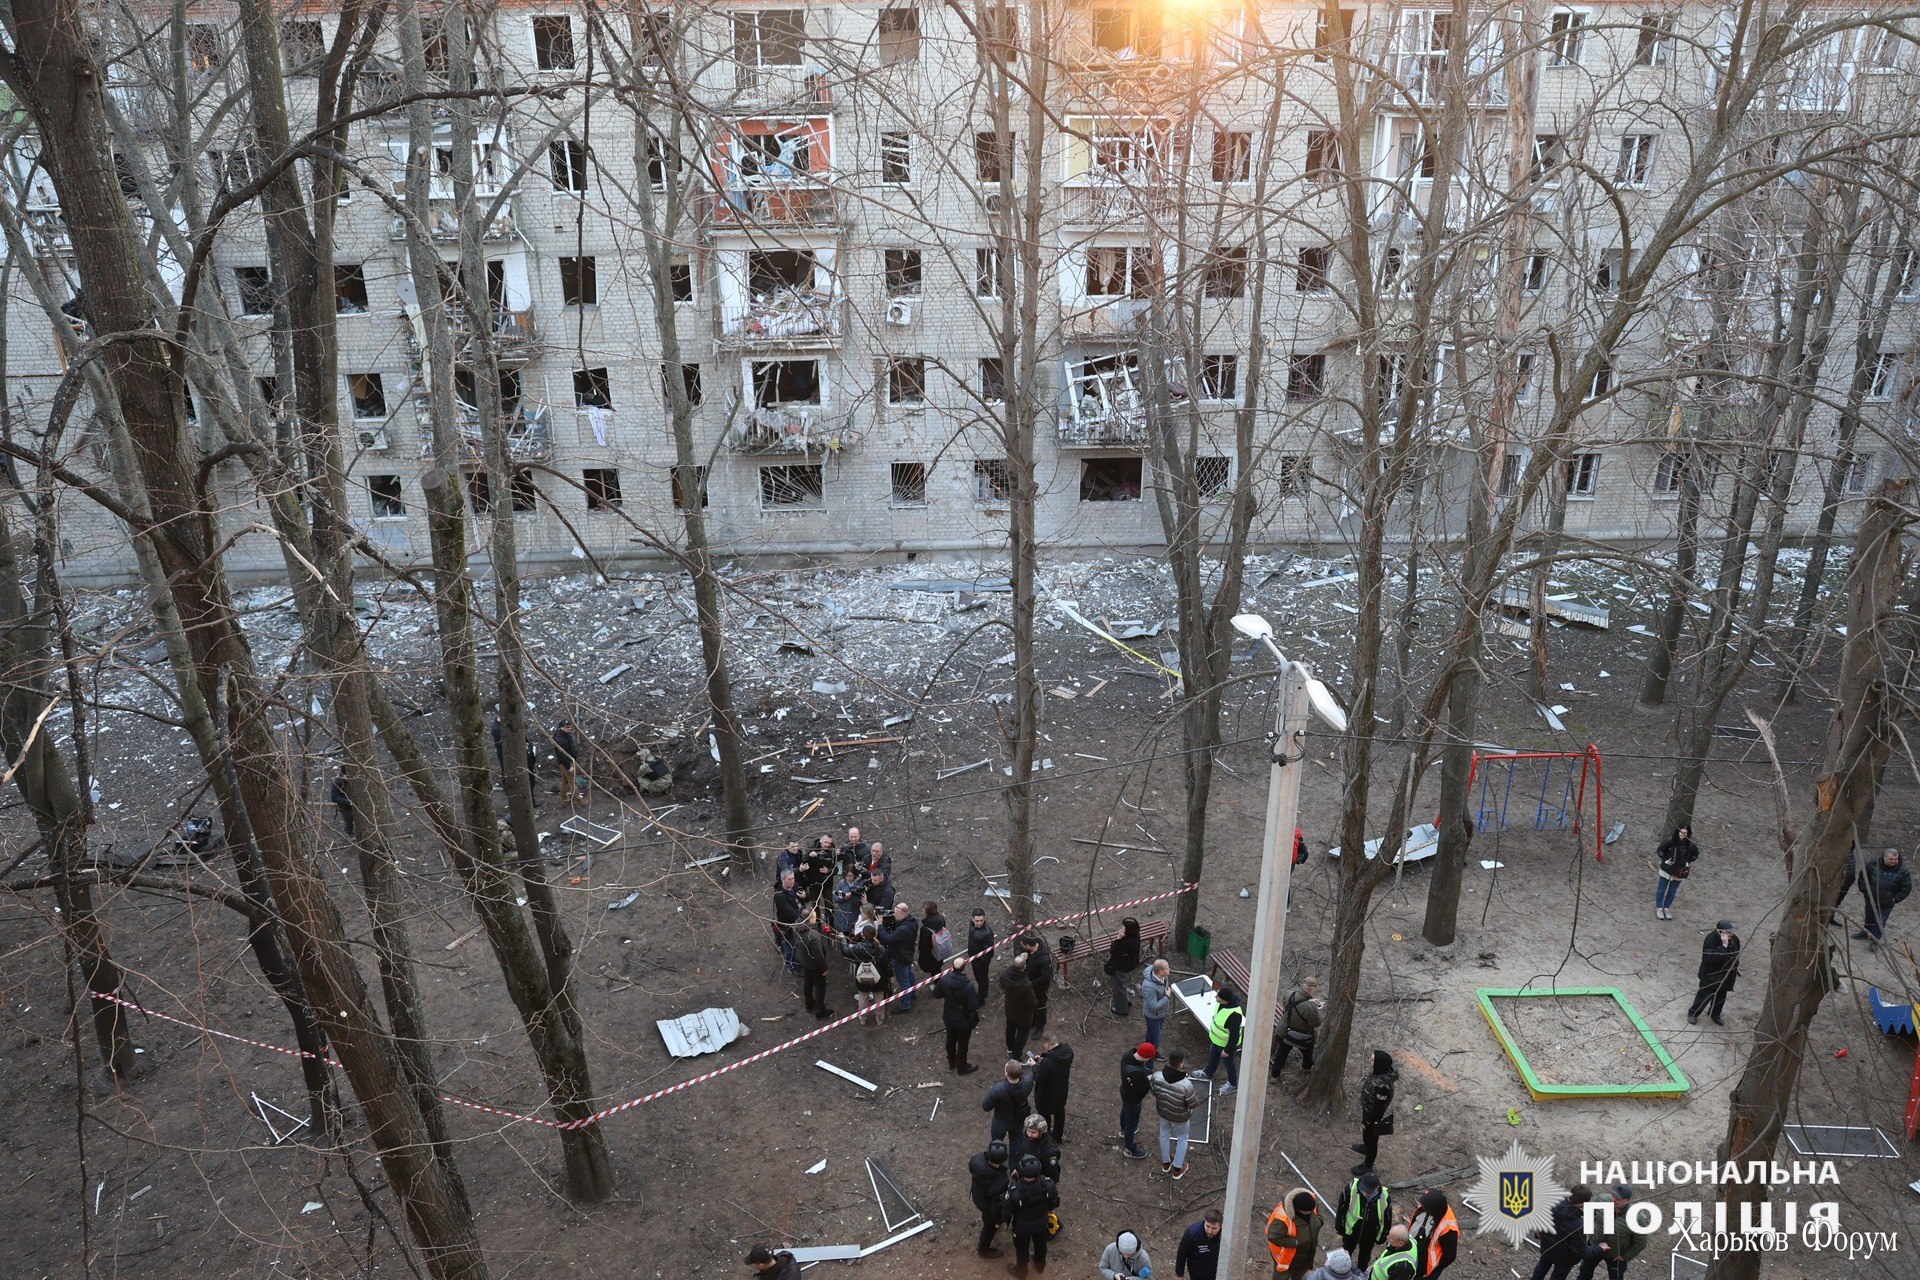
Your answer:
[101,881,1197,1132]
[98,989,342,1067]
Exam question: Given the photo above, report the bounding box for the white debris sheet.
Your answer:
[657,1007,747,1057]
[1328,822,1440,864]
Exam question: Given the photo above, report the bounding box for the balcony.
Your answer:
[728,63,835,111]
[1059,184,1166,227]
[420,405,554,463]
[717,291,844,347]
[447,302,538,361]
[1062,299,1149,339]
[1057,405,1151,448]
[712,184,838,229]
[727,405,859,456]
[389,206,517,244]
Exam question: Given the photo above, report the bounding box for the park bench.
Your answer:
[1204,948,1289,1026]
[1056,917,1170,981]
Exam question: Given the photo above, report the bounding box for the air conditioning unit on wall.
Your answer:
[356,427,391,452]
[885,298,915,326]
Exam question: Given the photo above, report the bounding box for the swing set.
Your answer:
[1466,744,1606,862]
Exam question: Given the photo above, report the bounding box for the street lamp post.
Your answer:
[1217,614,1348,1280]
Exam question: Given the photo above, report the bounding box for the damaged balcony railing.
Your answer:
[727,405,858,456]
[446,301,538,359]
[712,184,839,228]
[420,405,553,463]
[717,290,844,346]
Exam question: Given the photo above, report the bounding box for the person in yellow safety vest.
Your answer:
[1406,1189,1460,1279]
[1369,1225,1418,1280]
[1336,1168,1392,1269]
[1266,1188,1321,1280]
[1201,988,1244,1095]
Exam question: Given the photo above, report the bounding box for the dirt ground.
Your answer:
[1,556,1916,1280]
[1487,995,1671,1089]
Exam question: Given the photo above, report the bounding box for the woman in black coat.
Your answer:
[1106,917,1143,1015]
[919,903,949,975]
[1654,826,1700,920]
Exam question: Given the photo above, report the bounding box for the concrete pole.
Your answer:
[1218,660,1311,1279]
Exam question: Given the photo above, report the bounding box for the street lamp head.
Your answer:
[1300,666,1350,733]
[1230,613,1273,642]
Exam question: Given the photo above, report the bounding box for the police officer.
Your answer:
[970,1140,1011,1258]
[1336,1168,1391,1269]
[1004,1153,1061,1276]
[1202,988,1244,1095]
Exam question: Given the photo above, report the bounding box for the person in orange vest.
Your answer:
[1266,1188,1322,1280]
[1406,1189,1459,1279]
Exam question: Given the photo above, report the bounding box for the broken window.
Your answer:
[1080,456,1143,501]
[234,266,275,316]
[583,467,623,510]
[878,7,921,64]
[1842,452,1878,494]
[1634,12,1672,65]
[1867,351,1900,399]
[561,256,597,306]
[890,461,928,505]
[1195,456,1231,496]
[646,132,683,188]
[734,10,806,65]
[974,130,1010,183]
[753,359,822,406]
[976,247,1003,298]
[662,362,704,407]
[1296,245,1332,293]
[1203,247,1248,298]
[1200,355,1239,401]
[282,20,325,74]
[1086,246,1152,297]
[670,259,696,302]
[1616,134,1655,186]
[1212,131,1252,183]
[1588,360,1615,399]
[1287,353,1327,400]
[186,24,220,73]
[367,474,404,518]
[1548,9,1586,65]
[749,248,818,297]
[422,17,450,72]
[672,464,709,509]
[737,124,814,180]
[974,458,1012,502]
[1091,6,1161,56]
[980,357,1007,403]
[334,264,369,314]
[885,249,923,298]
[1565,452,1600,496]
[761,463,825,508]
[881,132,912,183]
[533,15,576,70]
[1314,7,1354,60]
[549,140,589,193]
[1067,353,1143,425]
[1593,249,1623,295]
[978,6,1018,58]
[1305,131,1340,183]
[1277,454,1310,496]
[1524,252,1551,293]
[348,373,387,419]
[887,357,926,404]
[573,367,613,409]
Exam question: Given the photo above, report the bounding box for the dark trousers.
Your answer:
[1273,1034,1316,1073]
[1689,977,1731,1020]
[1013,1229,1049,1273]
[1031,984,1050,1033]
[1007,1023,1031,1057]
[1861,894,1895,941]
[977,1206,1000,1252]
[1039,1098,1066,1140]
[1359,1121,1383,1167]
[1530,1247,1579,1280]
[1343,1233,1380,1270]
[973,958,993,1005]
[1578,1257,1628,1280]
[946,1025,973,1067]
[802,968,828,1011]
[1120,1099,1142,1150]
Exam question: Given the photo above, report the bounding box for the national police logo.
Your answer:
[1465,1141,1565,1247]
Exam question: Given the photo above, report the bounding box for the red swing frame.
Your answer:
[1462,743,1606,862]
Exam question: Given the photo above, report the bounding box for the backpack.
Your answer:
[931,926,956,962]
[856,960,882,987]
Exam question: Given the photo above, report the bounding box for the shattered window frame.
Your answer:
[760,462,826,509]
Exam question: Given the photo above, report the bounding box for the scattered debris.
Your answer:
[560,816,621,846]
[929,1096,941,1122]
[886,577,1010,593]
[817,1060,879,1092]
[805,1159,828,1175]
[811,679,849,695]
[659,1008,747,1058]
[1780,1124,1898,1158]
[865,1158,925,1232]
[1496,586,1611,629]
[788,1245,862,1262]
[684,854,730,870]
[443,927,483,951]
[1480,860,1505,870]
[597,663,632,685]
[251,1092,311,1145]
[1605,822,1626,845]
[301,1201,325,1215]
[1538,705,1566,732]
[935,758,991,781]
[858,1221,934,1256]
[607,890,641,911]
[1328,823,1439,864]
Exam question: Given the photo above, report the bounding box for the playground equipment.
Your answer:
[1477,986,1689,1100]
[1467,744,1605,861]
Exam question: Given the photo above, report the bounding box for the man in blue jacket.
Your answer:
[1176,1210,1223,1280]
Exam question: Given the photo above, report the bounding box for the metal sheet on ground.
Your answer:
[865,1157,923,1232]
[560,815,622,845]
[1781,1124,1899,1158]
[1188,1074,1215,1145]
[657,1007,745,1057]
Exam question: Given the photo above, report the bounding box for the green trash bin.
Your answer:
[1187,924,1212,964]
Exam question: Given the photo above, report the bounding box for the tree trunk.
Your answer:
[0,6,487,1271]
[1703,482,1911,1280]
[1638,465,1703,708]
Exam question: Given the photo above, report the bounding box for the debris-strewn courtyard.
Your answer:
[1,552,1913,1278]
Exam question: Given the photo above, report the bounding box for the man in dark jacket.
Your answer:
[1004,955,1038,1056]
[1335,1168,1391,1268]
[1202,989,1245,1095]
[1576,1184,1642,1280]
[969,908,998,1003]
[772,870,804,973]
[1119,1042,1154,1160]
[1004,1154,1060,1276]
[1012,1113,1062,1185]
[1408,1187,1460,1279]
[796,838,835,904]
[866,868,897,915]
[983,1059,1034,1141]
[831,865,866,935]
[1529,1188,1593,1280]
[1176,1210,1224,1280]
[1351,1050,1397,1168]
[744,1244,801,1280]
[795,912,835,1019]
[970,1141,1012,1257]
[1688,921,1740,1025]
[1030,1034,1074,1140]
[1273,977,1323,1073]
[1854,848,1911,948]
[1106,918,1143,1015]
[880,902,921,1012]
[939,955,982,1073]
[1021,933,1055,1034]
[841,826,869,874]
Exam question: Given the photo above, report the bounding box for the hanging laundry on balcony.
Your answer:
[585,405,612,447]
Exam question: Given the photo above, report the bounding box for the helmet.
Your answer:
[987,1141,1009,1163]
[1018,1154,1042,1178]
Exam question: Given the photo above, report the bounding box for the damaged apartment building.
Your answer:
[5,1,1918,582]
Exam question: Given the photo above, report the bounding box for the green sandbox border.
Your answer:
[1477,987,1691,1100]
